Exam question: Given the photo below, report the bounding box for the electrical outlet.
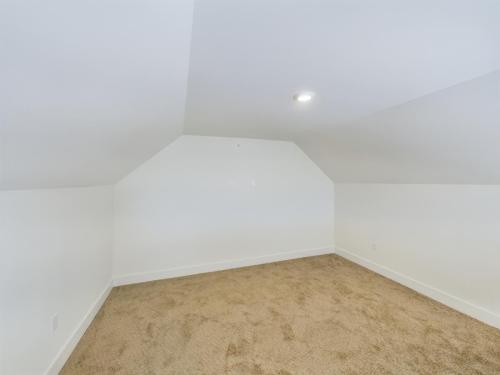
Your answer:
[52,314,59,332]
[371,243,377,251]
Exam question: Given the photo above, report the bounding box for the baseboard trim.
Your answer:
[335,247,500,330]
[45,281,112,375]
[113,246,335,286]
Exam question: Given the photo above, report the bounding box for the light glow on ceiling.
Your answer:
[294,92,315,103]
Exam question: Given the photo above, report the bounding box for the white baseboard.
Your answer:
[45,282,112,375]
[335,247,500,330]
[113,246,335,286]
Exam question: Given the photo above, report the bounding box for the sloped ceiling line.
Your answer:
[1,0,499,189]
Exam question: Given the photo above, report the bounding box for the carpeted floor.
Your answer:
[61,254,500,375]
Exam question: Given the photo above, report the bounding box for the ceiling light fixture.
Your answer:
[293,92,315,103]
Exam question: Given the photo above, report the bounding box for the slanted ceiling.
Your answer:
[1,0,500,189]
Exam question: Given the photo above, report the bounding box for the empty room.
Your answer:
[2,0,500,374]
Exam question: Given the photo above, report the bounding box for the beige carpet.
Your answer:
[61,255,500,375]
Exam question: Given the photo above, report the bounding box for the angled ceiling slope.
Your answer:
[299,70,500,184]
[2,0,500,190]
[185,0,500,184]
[0,0,194,190]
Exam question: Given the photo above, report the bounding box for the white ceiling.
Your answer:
[299,71,500,184]
[2,0,500,189]
[185,0,500,136]
[184,0,500,184]
[0,0,193,189]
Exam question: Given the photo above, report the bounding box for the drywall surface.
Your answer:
[1,0,194,189]
[185,0,500,185]
[335,183,500,327]
[185,0,500,138]
[113,135,334,283]
[298,70,500,184]
[0,186,113,375]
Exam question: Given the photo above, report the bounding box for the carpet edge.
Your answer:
[335,246,500,330]
[113,246,335,286]
[44,281,113,375]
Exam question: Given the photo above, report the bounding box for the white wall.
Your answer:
[113,135,334,284]
[335,184,500,328]
[0,186,114,375]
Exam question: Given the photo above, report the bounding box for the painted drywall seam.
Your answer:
[114,246,335,286]
[335,247,500,329]
[44,282,113,375]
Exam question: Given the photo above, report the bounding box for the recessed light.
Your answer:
[293,92,315,103]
